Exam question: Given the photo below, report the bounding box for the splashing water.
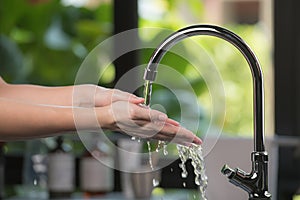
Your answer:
[177,145,189,178]
[155,140,168,156]
[163,143,168,156]
[156,140,163,152]
[143,80,207,198]
[147,141,154,170]
[177,144,208,200]
[152,178,159,187]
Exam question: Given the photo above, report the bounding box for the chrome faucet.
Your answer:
[143,24,271,199]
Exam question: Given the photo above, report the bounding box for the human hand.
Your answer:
[73,85,144,107]
[73,85,201,145]
[94,87,144,107]
[98,101,202,146]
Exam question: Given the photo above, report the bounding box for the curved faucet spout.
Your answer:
[143,24,264,152]
[143,24,271,199]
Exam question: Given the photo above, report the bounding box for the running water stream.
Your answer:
[143,80,208,199]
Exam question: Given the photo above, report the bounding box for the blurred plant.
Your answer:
[0,0,114,161]
[0,0,113,85]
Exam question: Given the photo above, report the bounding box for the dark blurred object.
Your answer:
[0,143,5,200]
[0,35,23,82]
[113,0,139,93]
[274,0,300,199]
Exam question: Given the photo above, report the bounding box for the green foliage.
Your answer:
[0,0,113,85]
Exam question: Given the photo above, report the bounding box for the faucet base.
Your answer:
[221,152,271,200]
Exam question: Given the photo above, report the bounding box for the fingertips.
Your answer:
[171,126,202,146]
[165,118,180,126]
[127,95,145,105]
[193,136,202,145]
[113,90,144,103]
[129,96,145,104]
[151,111,179,126]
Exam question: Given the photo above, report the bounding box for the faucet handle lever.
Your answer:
[221,164,254,194]
[221,164,271,199]
[221,164,235,177]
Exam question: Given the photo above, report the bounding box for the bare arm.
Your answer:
[0,77,201,145]
[0,98,201,145]
[0,76,74,105]
[0,98,75,140]
[0,77,142,107]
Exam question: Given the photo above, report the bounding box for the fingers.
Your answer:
[165,118,180,126]
[109,101,201,146]
[111,89,144,104]
[136,106,180,127]
[128,104,200,145]
[159,124,202,145]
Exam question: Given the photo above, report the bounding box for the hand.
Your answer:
[94,87,144,107]
[73,85,201,145]
[99,101,202,146]
[73,85,144,107]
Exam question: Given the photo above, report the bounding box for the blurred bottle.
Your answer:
[48,136,75,199]
[80,136,114,198]
[22,139,48,199]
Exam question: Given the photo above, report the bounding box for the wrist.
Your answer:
[72,84,98,107]
[69,106,114,131]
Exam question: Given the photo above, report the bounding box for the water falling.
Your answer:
[143,80,208,199]
[163,142,168,156]
[177,145,189,178]
[143,80,155,170]
[147,141,154,170]
[143,80,152,106]
[156,140,163,152]
[177,144,208,200]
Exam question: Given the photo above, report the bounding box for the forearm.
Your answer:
[0,98,75,140]
[0,82,97,106]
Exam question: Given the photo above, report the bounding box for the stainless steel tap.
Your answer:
[143,24,271,199]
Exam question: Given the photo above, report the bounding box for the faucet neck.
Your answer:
[144,24,265,152]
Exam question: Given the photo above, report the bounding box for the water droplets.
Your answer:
[163,143,168,155]
[131,136,141,143]
[152,178,159,187]
[177,144,208,200]
[33,178,37,186]
[154,140,168,156]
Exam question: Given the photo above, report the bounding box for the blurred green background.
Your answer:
[0,0,275,197]
[0,0,273,138]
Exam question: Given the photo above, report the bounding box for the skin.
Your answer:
[0,77,202,145]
